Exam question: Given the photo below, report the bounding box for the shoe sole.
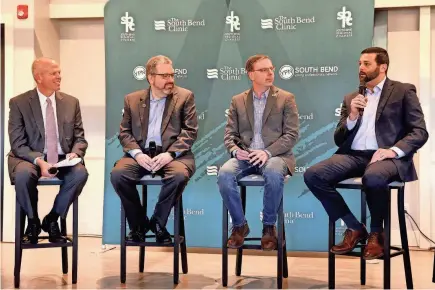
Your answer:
[363,252,384,260]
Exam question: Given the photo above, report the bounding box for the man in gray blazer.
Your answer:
[111,55,198,244]
[304,47,428,259]
[8,57,88,244]
[218,54,300,251]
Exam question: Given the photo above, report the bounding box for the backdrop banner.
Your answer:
[103,0,374,250]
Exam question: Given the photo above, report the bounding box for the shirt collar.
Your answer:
[150,89,167,102]
[36,87,55,106]
[253,88,270,100]
[367,77,386,95]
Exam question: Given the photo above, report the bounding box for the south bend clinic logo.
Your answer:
[206,66,247,80]
[154,18,206,32]
[261,16,315,31]
[206,165,219,176]
[120,12,135,42]
[336,6,353,38]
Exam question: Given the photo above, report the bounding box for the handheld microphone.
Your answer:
[149,141,157,178]
[358,75,367,115]
[48,167,58,175]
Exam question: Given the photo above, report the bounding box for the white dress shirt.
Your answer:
[346,77,404,158]
[37,88,65,155]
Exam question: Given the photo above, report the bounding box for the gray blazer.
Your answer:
[8,88,88,175]
[119,86,198,173]
[224,86,300,175]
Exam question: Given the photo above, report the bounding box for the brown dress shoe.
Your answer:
[363,232,385,260]
[227,223,250,249]
[330,225,368,254]
[261,225,277,251]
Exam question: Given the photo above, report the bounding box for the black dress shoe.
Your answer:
[41,216,66,243]
[22,219,41,244]
[150,217,172,245]
[126,229,145,242]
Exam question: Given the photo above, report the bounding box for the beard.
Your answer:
[359,66,380,83]
[157,82,174,94]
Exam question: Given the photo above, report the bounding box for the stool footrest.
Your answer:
[334,246,405,259]
[244,237,262,242]
[22,238,73,249]
[125,236,184,247]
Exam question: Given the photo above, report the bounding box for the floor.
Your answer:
[1,237,434,289]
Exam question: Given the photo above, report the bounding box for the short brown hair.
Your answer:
[361,47,389,72]
[245,54,271,72]
[145,55,172,82]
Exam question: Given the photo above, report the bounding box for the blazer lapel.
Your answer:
[55,92,64,141]
[29,89,45,138]
[139,89,150,142]
[375,78,394,122]
[244,89,255,130]
[161,88,179,134]
[262,86,278,126]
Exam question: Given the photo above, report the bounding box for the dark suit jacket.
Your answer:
[8,88,88,176]
[334,78,428,182]
[119,86,198,173]
[224,86,300,175]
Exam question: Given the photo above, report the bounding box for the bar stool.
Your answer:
[119,175,188,284]
[222,174,289,289]
[328,177,412,289]
[13,177,79,288]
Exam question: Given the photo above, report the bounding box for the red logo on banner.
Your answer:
[17,5,28,20]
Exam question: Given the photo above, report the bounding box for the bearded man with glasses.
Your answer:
[217,54,300,250]
[111,55,198,244]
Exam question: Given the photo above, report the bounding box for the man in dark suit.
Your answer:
[111,55,198,244]
[218,54,300,251]
[304,47,428,259]
[8,57,89,244]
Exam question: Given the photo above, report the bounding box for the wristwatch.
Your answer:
[168,151,176,159]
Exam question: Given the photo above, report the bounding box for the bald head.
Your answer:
[31,57,61,95]
[32,57,57,78]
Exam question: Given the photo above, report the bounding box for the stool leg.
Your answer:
[173,198,180,284]
[360,190,367,285]
[61,217,68,274]
[235,186,246,276]
[432,250,435,283]
[383,190,391,289]
[283,217,288,279]
[277,199,284,289]
[222,200,228,287]
[180,198,188,274]
[139,186,147,273]
[72,199,78,284]
[120,204,126,284]
[14,200,23,288]
[398,186,413,289]
[328,219,335,289]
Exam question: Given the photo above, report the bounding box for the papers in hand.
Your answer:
[54,158,82,168]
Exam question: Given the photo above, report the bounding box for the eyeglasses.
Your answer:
[152,73,175,79]
[253,66,275,73]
